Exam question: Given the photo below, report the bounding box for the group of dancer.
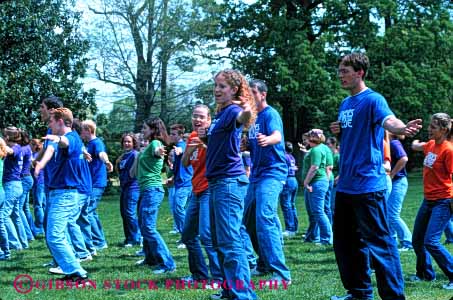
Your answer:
[0,52,452,300]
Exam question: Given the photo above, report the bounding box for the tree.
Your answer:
[89,0,224,131]
[0,0,96,135]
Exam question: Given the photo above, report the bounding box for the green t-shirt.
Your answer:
[138,140,164,191]
[320,143,334,180]
[302,145,326,184]
[332,152,340,178]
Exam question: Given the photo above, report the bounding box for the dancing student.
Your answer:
[201,69,257,300]
[80,120,113,251]
[168,123,193,249]
[2,126,26,250]
[137,117,176,274]
[280,141,299,238]
[411,113,453,290]
[30,139,45,236]
[18,130,34,241]
[387,132,412,251]
[34,107,89,283]
[330,52,421,300]
[0,137,11,260]
[180,104,222,283]
[117,133,141,247]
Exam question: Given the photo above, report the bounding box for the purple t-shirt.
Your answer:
[206,104,245,180]
[3,144,23,183]
[32,151,45,185]
[390,139,407,179]
[285,153,297,177]
[21,145,32,177]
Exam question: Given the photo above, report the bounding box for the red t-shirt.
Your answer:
[423,139,453,200]
[188,131,209,194]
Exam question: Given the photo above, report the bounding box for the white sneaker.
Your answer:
[177,243,186,249]
[135,259,146,266]
[442,281,453,290]
[79,255,93,262]
[135,249,145,256]
[169,230,179,234]
[282,230,296,238]
[42,260,56,267]
[49,266,65,275]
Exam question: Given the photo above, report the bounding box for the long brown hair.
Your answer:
[143,117,169,145]
[214,69,257,128]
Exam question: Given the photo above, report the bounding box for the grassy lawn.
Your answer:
[1,172,452,300]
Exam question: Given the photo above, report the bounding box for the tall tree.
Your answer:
[89,0,224,130]
[0,0,96,135]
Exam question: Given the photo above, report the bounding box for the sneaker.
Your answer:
[442,281,453,290]
[169,230,179,234]
[408,275,435,282]
[250,266,266,276]
[177,243,186,249]
[49,266,65,275]
[135,249,145,256]
[42,260,57,267]
[330,295,355,300]
[210,291,229,300]
[96,244,108,251]
[398,246,412,252]
[135,259,146,266]
[152,267,176,275]
[79,255,93,262]
[124,243,133,248]
[60,273,93,288]
[206,281,222,290]
[265,274,292,288]
[180,275,194,281]
[282,230,296,238]
[90,250,98,257]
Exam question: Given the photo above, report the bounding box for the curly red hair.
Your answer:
[214,69,257,128]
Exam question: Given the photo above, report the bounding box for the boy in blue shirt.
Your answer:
[330,53,422,300]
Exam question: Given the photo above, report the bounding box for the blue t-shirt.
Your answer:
[86,137,108,188]
[206,104,245,180]
[173,140,193,188]
[32,151,45,185]
[47,131,92,194]
[390,139,407,179]
[337,88,393,194]
[21,145,32,177]
[248,106,288,183]
[2,144,23,183]
[118,150,139,189]
[285,153,297,177]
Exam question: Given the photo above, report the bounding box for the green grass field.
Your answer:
[1,173,452,300]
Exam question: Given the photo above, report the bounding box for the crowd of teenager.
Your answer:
[0,53,452,300]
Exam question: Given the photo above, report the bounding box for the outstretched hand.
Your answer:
[404,119,422,137]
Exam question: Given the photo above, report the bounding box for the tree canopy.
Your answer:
[0,0,96,136]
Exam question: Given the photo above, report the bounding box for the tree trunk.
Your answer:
[160,57,168,124]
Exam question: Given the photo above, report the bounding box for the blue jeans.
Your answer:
[173,185,192,233]
[304,187,319,243]
[331,184,337,218]
[19,175,34,240]
[67,193,90,259]
[4,181,26,249]
[333,191,405,300]
[412,198,453,281]
[32,183,46,235]
[139,186,175,270]
[388,177,412,248]
[46,189,87,276]
[279,176,299,232]
[242,178,291,281]
[76,193,95,254]
[445,218,453,243]
[325,178,334,225]
[88,187,107,248]
[209,175,256,300]
[167,186,177,231]
[308,180,332,244]
[0,186,9,257]
[120,186,141,244]
[181,190,222,280]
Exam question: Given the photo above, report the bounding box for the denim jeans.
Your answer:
[19,175,34,240]
[46,189,87,276]
[173,185,192,233]
[331,184,337,219]
[412,198,453,281]
[333,191,405,300]
[304,187,319,243]
[167,186,177,232]
[139,186,175,270]
[76,193,95,254]
[242,178,291,281]
[4,181,26,249]
[209,175,256,300]
[67,193,90,259]
[0,186,9,257]
[388,177,412,248]
[445,218,453,243]
[279,176,299,232]
[88,187,107,248]
[325,178,334,225]
[308,180,332,244]
[120,186,141,244]
[181,190,222,280]
[32,183,46,235]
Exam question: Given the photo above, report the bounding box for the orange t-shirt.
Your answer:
[422,139,453,200]
[188,131,209,194]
